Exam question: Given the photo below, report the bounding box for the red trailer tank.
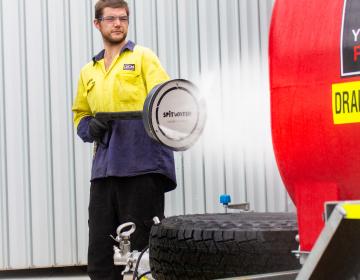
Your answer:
[269,0,360,251]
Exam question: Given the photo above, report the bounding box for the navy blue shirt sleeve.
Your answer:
[77,116,95,143]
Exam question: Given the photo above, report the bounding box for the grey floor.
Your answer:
[0,277,89,280]
[0,267,89,279]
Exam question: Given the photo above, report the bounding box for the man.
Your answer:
[72,0,176,279]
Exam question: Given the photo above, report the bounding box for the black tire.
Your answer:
[149,212,300,280]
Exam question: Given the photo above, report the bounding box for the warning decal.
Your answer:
[332,81,360,124]
[341,0,360,76]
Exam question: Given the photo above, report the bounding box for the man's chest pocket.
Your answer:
[116,70,142,87]
[114,70,146,104]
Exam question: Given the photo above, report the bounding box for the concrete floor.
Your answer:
[0,277,89,280]
[0,266,89,280]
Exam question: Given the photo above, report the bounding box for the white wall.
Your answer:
[0,0,293,270]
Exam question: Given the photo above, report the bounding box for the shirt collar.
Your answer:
[92,40,135,65]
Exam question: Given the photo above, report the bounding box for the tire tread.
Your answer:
[150,213,300,279]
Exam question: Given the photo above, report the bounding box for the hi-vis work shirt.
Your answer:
[72,41,176,191]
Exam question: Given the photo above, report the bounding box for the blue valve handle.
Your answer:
[220,194,231,206]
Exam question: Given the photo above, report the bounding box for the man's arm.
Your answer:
[141,48,170,94]
[72,72,95,143]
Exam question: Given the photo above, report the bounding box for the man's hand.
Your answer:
[89,118,109,143]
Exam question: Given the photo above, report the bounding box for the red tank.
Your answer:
[269,0,360,251]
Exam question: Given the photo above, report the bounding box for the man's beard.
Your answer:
[102,31,127,45]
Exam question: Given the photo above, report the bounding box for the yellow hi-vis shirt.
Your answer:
[72,41,170,128]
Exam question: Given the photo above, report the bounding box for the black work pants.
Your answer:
[87,174,165,280]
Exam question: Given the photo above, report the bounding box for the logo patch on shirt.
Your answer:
[123,64,135,71]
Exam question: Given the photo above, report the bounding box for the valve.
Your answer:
[220,194,231,206]
[112,222,137,267]
[219,194,250,211]
[112,219,159,279]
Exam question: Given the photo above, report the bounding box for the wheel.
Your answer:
[149,212,300,279]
